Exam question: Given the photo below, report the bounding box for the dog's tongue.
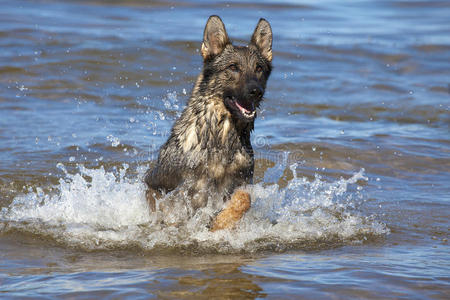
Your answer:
[235,101,253,114]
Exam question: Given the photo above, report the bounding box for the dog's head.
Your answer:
[199,16,272,123]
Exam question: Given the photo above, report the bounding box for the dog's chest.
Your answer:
[207,147,252,181]
[206,112,253,180]
[178,100,253,182]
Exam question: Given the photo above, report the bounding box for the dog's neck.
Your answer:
[174,74,254,154]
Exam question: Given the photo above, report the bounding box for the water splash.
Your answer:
[106,135,121,147]
[0,163,388,253]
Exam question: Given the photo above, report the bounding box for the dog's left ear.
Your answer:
[251,18,273,63]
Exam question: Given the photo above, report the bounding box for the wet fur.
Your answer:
[145,16,272,229]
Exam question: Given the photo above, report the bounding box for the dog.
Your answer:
[144,15,272,231]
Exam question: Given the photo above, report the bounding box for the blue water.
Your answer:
[0,0,449,298]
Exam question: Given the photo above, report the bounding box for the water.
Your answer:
[0,0,449,298]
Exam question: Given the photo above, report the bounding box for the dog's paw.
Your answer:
[210,190,251,232]
[229,190,251,213]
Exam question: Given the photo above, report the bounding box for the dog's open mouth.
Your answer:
[234,101,255,119]
[225,98,255,120]
[224,94,257,121]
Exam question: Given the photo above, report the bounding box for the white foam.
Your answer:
[0,163,389,253]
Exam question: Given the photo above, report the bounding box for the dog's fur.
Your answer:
[144,15,272,230]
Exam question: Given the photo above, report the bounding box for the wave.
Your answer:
[0,162,388,253]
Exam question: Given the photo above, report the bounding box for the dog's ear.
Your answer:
[201,15,230,60]
[251,18,273,62]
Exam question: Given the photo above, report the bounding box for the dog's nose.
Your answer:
[247,82,263,99]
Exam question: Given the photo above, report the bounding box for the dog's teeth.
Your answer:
[244,111,255,118]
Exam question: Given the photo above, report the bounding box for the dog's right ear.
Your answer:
[201,15,230,60]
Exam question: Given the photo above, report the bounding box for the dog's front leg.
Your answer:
[146,188,161,212]
[211,190,251,231]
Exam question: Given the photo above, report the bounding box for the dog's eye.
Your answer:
[256,65,263,73]
[228,64,239,72]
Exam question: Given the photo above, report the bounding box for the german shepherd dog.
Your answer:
[144,15,272,231]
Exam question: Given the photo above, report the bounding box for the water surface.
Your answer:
[0,0,449,298]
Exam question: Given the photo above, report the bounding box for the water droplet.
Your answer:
[107,135,120,147]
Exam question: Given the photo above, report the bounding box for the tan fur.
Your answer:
[221,118,231,145]
[201,43,209,60]
[266,50,273,62]
[211,190,251,231]
[182,123,198,152]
